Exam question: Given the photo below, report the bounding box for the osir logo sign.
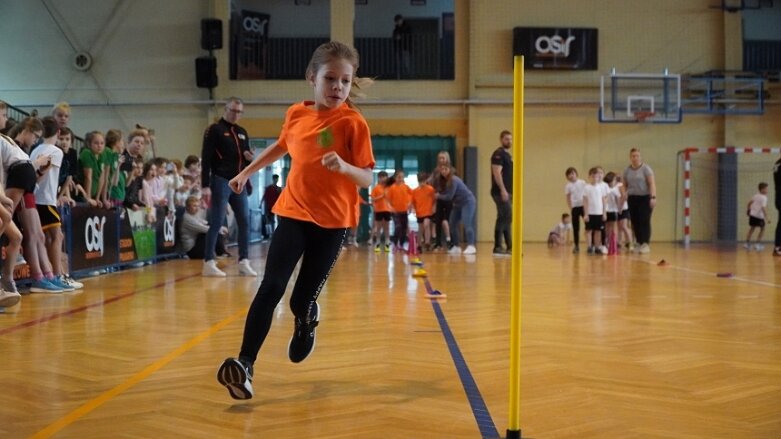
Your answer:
[85,216,106,256]
[163,215,175,243]
[242,17,267,35]
[535,35,576,57]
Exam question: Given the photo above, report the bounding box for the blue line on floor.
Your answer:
[430,299,500,439]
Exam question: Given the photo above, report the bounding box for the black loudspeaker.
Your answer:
[195,56,217,88]
[201,18,223,50]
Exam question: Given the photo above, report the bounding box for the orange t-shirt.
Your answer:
[370,184,391,213]
[272,101,375,228]
[411,184,435,217]
[386,183,412,213]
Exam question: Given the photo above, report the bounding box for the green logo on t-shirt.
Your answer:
[317,127,334,148]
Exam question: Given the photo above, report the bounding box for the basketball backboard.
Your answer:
[599,69,682,124]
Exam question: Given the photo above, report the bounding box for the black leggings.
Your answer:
[628,195,653,245]
[775,207,781,248]
[571,206,584,248]
[392,213,408,246]
[239,217,346,365]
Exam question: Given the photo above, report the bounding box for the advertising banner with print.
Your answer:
[230,10,270,79]
[155,207,178,255]
[70,206,119,271]
[127,208,156,261]
[118,209,138,264]
[513,27,598,70]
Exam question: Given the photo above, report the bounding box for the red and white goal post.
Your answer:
[680,146,780,247]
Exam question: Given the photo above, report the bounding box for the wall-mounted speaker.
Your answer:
[195,56,217,88]
[201,18,223,50]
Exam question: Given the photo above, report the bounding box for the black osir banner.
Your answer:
[70,206,119,271]
[155,207,177,256]
[231,10,270,79]
[513,27,598,70]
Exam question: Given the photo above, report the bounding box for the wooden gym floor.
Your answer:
[1,242,779,438]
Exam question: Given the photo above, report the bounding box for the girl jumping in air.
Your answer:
[217,41,375,400]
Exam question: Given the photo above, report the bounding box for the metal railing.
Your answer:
[1,101,85,150]
[232,35,453,80]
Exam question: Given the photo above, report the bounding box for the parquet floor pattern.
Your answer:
[0,243,779,438]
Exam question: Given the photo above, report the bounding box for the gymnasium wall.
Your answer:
[466,0,780,242]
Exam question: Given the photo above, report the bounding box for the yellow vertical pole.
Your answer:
[506,55,524,439]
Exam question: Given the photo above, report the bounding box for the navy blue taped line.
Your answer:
[430,300,501,439]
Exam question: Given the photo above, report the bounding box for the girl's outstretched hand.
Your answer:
[229,174,248,194]
[322,151,347,174]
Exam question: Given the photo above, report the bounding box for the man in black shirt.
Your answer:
[491,130,513,255]
[201,97,257,277]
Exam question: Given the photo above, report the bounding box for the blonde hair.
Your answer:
[51,102,71,115]
[305,41,373,108]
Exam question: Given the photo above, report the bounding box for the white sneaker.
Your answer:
[448,246,462,255]
[638,243,651,254]
[463,245,477,255]
[754,243,765,251]
[598,245,608,255]
[0,288,21,308]
[743,242,752,250]
[238,259,258,277]
[202,260,227,277]
[61,275,84,289]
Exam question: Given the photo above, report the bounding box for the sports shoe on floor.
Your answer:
[598,245,608,255]
[587,246,595,255]
[30,279,64,293]
[384,244,391,253]
[463,245,477,255]
[374,243,381,253]
[493,247,508,256]
[572,246,580,254]
[638,243,651,254]
[288,302,320,363]
[448,245,462,255]
[0,288,21,308]
[238,259,258,277]
[202,260,227,277]
[61,275,84,289]
[754,243,765,251]
[774,247,781,256]
[49,277,75,292]
[1,277,19,295]
[217,357,254,400]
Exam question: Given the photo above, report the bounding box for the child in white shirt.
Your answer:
[548,213,573,247]
[745,182,770,251]
[564,167,587,253]
[582,167,607,255]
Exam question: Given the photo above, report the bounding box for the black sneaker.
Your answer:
[217,357,254,400]
[288,302,320,363]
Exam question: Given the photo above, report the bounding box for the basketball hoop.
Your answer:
[633,111,656,122]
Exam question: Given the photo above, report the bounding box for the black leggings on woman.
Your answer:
[239,217,347,365]
[628,195,653,245]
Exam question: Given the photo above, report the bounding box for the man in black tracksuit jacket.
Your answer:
[200,97,257,277]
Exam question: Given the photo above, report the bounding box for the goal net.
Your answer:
[679,147,779,245]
